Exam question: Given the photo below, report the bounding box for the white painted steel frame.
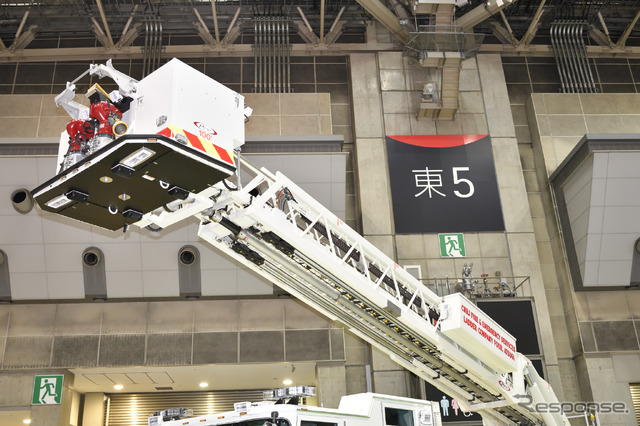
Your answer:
[134,158,568,425]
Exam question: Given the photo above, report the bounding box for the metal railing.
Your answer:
[422,275,532,300]
[403,25,485,61]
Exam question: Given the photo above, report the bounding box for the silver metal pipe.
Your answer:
[266,17,270,93]
[581,24,598,92]
[156,19,163,71]
[286,19,291,93]
[568,22,585,92]
[560,22,577,92]
[572,22,589,93]
[573,22,590,93]
[254,18,258,93]
[270,17,275,93]
[565,22,580,92]
[279,17,283,93]
[257,17,260,93]
[551,24,566,93]
[142,20,149,77]
[575,22,597,92]
[149,19,156,75]
[276,17,281,93]
[570,22,586,92]
[260,17,264,93]
[268,17,273,93]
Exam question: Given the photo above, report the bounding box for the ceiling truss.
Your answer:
[0,0,638,59]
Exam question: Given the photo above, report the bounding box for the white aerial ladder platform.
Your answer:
[31,59,569,426]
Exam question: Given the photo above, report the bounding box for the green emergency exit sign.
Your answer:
[32,375,63,405]
[438,233,466,258]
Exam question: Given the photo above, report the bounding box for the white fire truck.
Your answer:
[32,58,570,426]
[148,390,442,426]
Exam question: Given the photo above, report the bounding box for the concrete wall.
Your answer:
[348,51,572,402]
[526,93,640,425]
[0,371,77,426]
[0,300,346,369]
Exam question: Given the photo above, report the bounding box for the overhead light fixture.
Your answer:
[114,384,124,390]
[120,147,155,168]
[100,176,113,183]
[199,382,209,388]
[283,379,293,386]
[45,194,73,209]
[22,420,31,425]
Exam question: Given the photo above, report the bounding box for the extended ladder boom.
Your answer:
[135,157,569,426]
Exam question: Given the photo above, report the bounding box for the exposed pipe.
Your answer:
[142,20,150,77]
[571,22,589,92]
[156,19,163,71]
[581,26,598,92]
[564,22,579,92]
[562,23,576,92]
[267,17,271,93]
[254,18,258,93]
[253,15,291,94]
[550,24,565,92]
[286,18,291,93]
[551,21,597,94]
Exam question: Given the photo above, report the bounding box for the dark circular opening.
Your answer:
[179,249,196,265]
[83,251,100,266]
[114,123,127,135]
[12,190,27,204]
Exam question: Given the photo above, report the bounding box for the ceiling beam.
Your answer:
[615,9,640,49]
[497,10,517,45]
[296,7,320,45]
[491,20,517,45]
[13,10,30,43]
[211,0,221,45]
[594,12,614,48]
[221,7,242,47]
[9,25,37,51]
[456,0,517,33]
[355,0,408,43]
[120,4,139,40]
[6,40,640,63]
[115,22,142,49]
[193,8,217,47]
[90,17,111,48]
[325,7,347,45]
[95,0,114,48]
[518,0,546,47]
[320,0,326,44]
[588,25,612,48]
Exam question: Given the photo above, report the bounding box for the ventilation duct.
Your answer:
[253,15,291,93]
[550,21,597,93]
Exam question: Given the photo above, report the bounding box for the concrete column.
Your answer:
[82,393,106,426]
[349,53,393,238]
[477,53,569,399]
[371,347,411,397]
[316,363,347,408]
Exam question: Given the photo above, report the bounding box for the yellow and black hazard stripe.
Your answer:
[157,124,234,167]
